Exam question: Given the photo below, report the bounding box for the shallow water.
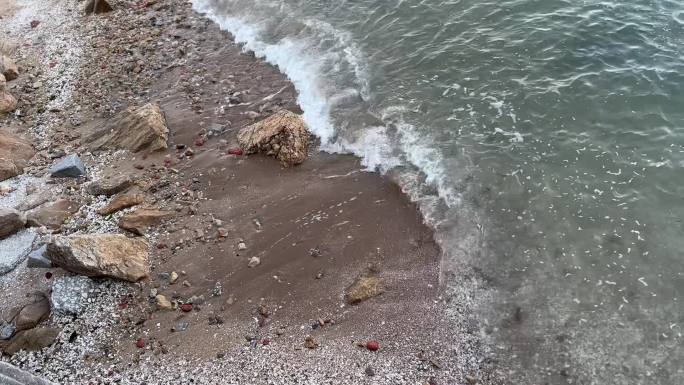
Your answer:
[193,0,684,383]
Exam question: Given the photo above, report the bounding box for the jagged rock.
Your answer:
[118,208,174,235]
[237,110,310,166]
[0,90,17,114]
[84,0,113,14]
[0,55,18,81]
[26,200,79,229]
[98,193,145,215]
[51,276,94,315]
[49,154,86,178]
[0,208,25,240]
[0,230,36,275]
[46,234,150,282]
[0,129,33,182]
[15,294,51,331]
[344,276,385,304]
[87,174,133,196]
[3,327,60,355]
[27,245,52,268]
[87,103,169,153]
[155,294,172,310]
[0,361,58,385]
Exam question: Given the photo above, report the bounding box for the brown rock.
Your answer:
[84,0,113,14]
[15,295,51,331]
[155,294,172,310]
[87,103,169,153]
[344,276,385,305]
[0,208,25,240]
[15,191,50,211]
[0,90,17,114]
[46,234,150,282]
[0,129,35,181]
[25,200,79,229]
[87,174,133,196]
[304,335,319,349]
[98,193,145,215]
[3,327,60,355]
[237,110,310,166]
[118,208,174,235]
[0,54,18,81]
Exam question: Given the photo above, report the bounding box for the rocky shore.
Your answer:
[0,0,490,384]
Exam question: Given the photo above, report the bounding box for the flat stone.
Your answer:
[0,361,58,385]
[51,276,95,315]
[3,327,60,355]
[86,174,133,196]
[0,208,25,239]
[0,230,37,275]
[15,294,50,331]
[49,154,85,178]
[97,193,145,215]
[25,200,79,229]
[26,245,52,268]
[118,208,174,235]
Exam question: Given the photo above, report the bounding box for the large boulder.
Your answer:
[0,208,25,240]
[0,55,18,81]
[237,110,310,166]
[46,234,150,282]
[87,103,169,153]
[0,90,17,114]
[118,208,174,235]
[344,276,385,305]
[0,129,35,181]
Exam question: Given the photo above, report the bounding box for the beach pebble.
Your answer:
[136,338,145,349]
[247,256,260,268]
[180,303,193,312]
[366,340,380,351]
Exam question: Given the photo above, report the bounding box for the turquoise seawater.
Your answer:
[194,0,684,383]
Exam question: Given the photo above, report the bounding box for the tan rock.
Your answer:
[155,294,172,310]
[0,54,18,81]
[87,174,133,196]
[0,129,34,181]
[344,276,385,305]
[25,200,79,229]
[118,208,174,235]
[97,193,145,215]
[0,208,25,239]
[46,234,150,282]
[87,103,169,153]
[237,110,310,166]
[0,90,17,114]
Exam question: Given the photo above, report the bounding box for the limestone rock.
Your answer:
[51,276,94,315]
[0,90,17,114]
[0,129,33,182]
[46,234,150,282]
[344,276,385,305]
[118,208,174,235]
[84,0,113,14]
[0,55,18,81]
[0,208,25,240]
[49,154,86,177]
[3,327,60,355]
[98,193,145,215]
[87,174,133,196]
[15,294,51,331]
[0,230,36,275]
[26,200,79,229]
[237,110,310,166]
[87,103,169,153]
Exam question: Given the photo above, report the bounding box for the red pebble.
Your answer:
[135,339,145,349]
[30,20,40,28]
[180,303,193,312]
[366,340,380,351]
[194,138,205,147]
[262,339,270,346]
[228,148,243,156]
[45,272,53,279]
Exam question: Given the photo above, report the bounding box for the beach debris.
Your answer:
[84,0,113,14]
[344,276,385,304]
[3,327,60,355]
[0,208,25,239]
[237,110,310,166]
[97,193,145,215]
[247,256,261,268]
[0,129,34,181]
[119,208,174,235]
[49,154,86,178]
[46,234,150,282]
[87,174,133,196]
[304,335,318,349]
[26,199,80,229]
[86,103,169,152]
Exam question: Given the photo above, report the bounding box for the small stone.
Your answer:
[172,322,189,332]
[180,303,193,312]
[97,193,145,215]
[0,322,15,340]
[304,335,318,349]
[262,339,270,346]
[217,227,229,238]
[228,148,243,156]
[169,271,179,284]
[86,174,133,196]
[155,295,172,310]
[49,154,86,178]
[247,256,260,268]
[365,366,375,377]
[238,241,247,250]
[136,338,146,349]
[366,340,380,351]
[465,375,478,385]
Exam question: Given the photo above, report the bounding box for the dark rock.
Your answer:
[366,340,380,351]
[49,154,86,178]
[364,366,375,376]
[27,245,52,268]
[26,200,79,229]
[0,129,34,181]
[84,0,113,14]
[15,294,50,331]
[3,327,60,355]
[0,208,25,240]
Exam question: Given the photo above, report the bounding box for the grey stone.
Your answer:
[1,322,15,340]
[0,208,25,240]
[0,362,58,385]
[49,154,85,178]
[51,276,95,315]
[0,230,37,275]
[27,245,52,268]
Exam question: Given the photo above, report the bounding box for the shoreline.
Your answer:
[0,0,494,384]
